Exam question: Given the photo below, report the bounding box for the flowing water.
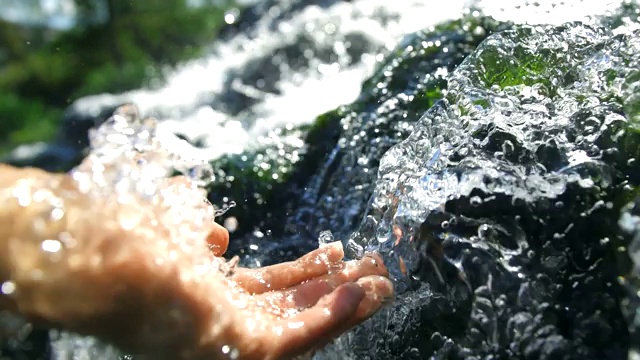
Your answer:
[3,0,640,359]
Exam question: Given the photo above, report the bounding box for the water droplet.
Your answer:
[1,281,16,295]
[502,140,515,154]
[50,207,65,221]
[346,239,364,259]
[318,230,335,245]
[229,348,240,359]
[224,216,238,232]
[41,239,62,253]
[224,8,240,25]
[477,224,490,239]
[287,321,305,329]
[215,201,236,217]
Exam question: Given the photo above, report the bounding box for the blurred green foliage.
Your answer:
[0,0,235,154]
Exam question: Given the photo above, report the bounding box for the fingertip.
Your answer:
[362,252,389,277]
[319,241,345,263]
[357,275,394,299]
[206,222,229,256]
[354,275,394,318]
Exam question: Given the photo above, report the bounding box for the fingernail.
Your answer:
[321,241,345,264]
[362,253,389,276]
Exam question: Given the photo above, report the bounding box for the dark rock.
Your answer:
[620,196,640,358]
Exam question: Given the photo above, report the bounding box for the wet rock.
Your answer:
[339,18,640,360]
[212,14,505,266]
[1,142,81,172]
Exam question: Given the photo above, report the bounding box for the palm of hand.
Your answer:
[212,242,393,360]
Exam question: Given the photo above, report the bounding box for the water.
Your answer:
[57,0,469,162]
[340,8,640,359]
[49,0,626,164]
[3,0,640,359]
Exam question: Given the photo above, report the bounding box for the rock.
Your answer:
[334,17,640,360]
[210,14,506,267]
[1,142,81,172]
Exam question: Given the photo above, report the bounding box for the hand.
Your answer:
[0,166,394,360]
[215,240,393,360]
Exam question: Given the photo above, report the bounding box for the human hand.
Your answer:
[210,239,393,360]
[0,166,394,359]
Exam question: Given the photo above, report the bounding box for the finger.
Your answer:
[268,282,365,360]
[232,241,345,294]
[344,275,394,328]
[163,176,230,256]
[263,253,388,310]
[205,222,229,256]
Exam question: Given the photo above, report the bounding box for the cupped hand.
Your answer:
[0,167,394,360]
[212,238,393,360]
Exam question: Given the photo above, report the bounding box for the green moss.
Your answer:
[0,93,61,154]
[0,1,238,154]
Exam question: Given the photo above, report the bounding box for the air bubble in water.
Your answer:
[470,196,483,206]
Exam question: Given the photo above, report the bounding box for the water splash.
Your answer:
[58,0,469,164]
[364,20,639,277]
[4,0,637,359]
[330,14,640,360]
[1,105,240,359]
[215,200,237,217]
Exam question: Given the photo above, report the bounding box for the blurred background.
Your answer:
[0,0,241,156]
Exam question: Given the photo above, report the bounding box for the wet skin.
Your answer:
[0,164,394,359]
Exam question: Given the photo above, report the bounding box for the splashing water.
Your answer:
[59,0,470,163]
[51,0,629,167]
[1,106,243,359]
[364,12,640,278]
[4,0,639,359]
[328,10,640,360]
